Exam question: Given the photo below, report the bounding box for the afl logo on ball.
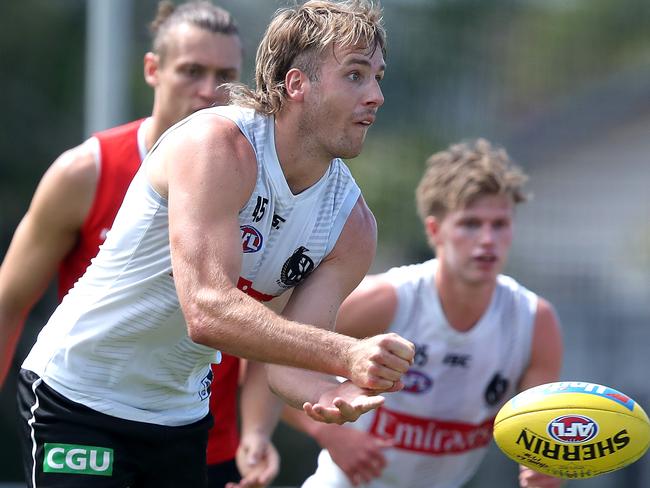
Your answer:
[241,225,263,253]
[547,415,599,444]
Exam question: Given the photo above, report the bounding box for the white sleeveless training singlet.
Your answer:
[303,259,537,488]
[22,106,361,427]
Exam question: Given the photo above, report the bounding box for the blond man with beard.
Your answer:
[14,2,414,487]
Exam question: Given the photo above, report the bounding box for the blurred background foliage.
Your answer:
[1,0,650,486]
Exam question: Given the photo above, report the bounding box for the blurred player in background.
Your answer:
[0,1,280,487]
[13,1,414,487]
[287,138,564,488]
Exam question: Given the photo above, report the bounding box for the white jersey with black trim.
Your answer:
[303,259,537,488]
[22,105,361,427]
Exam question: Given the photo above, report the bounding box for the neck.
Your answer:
[274,112,332,195]
[434,263,496,332]
[144,116,170,153]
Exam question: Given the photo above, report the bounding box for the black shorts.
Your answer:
[207,458,241,488]
[17,369,212,488]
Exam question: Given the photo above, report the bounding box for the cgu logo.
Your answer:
[547,415,598,444]
[43,443,113,476]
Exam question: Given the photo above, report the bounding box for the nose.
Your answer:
[479,224,495,245]
[365,79,384,108]
[197,76,219,104]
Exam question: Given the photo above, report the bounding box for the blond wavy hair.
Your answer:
[416,138,529,222]
[228,0,385,115]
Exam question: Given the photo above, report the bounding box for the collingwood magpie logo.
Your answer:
[414,344,429,367]
[278,246,314,287]
[198,368,213,401]
[484,372,510,406]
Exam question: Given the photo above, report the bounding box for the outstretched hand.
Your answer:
[347,332,415,392]
[302,379,389,424]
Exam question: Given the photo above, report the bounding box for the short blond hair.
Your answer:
[415,138,528,222]
[228,0,385,115]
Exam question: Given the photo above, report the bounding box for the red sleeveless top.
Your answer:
[57,119,144,299]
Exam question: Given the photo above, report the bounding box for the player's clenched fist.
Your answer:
[346,332,415,391]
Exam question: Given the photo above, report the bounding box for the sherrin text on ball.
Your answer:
[493,381,650,479]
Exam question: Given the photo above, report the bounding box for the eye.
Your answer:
[347,71,361,82]
[493,219,510,230]
[216,70,238,83]
[460,218,481,229]
[182,64,204,79]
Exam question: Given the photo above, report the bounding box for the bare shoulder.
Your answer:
[166,113,255,167]
[150,112,257,200]
[29,138,99,229]
[533,297,563,354]
[353,274,398,306]
[0,141,98,300]
[336,274,397,338]
[45,138,98,193]
[518,295,563,391]
[534,297,561,332]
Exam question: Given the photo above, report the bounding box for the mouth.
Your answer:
[473,254,498,264]
[355,113,376,126]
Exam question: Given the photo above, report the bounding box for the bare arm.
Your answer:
[233,276,390,487]
[335,275,398,338]
[281,274,398,483]
[518,297,564,488]
[156,114,413,402]
[241,362,283,438]
[266,204,414,421]
[275,272,400,411]
[230,360,282,488]
[0,141,97,388]
[265,201,379,405]
[518,298,563,392]
[231,293,295,487]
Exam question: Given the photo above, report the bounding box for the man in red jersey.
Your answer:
[0,2,278,487]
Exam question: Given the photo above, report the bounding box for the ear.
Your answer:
[424,215,441,247]
[284,68,308,102]
[143,52,160,88]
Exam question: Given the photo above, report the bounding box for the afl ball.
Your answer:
[493,381,650,479]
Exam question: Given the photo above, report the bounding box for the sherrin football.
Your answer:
[493,381,650,479]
